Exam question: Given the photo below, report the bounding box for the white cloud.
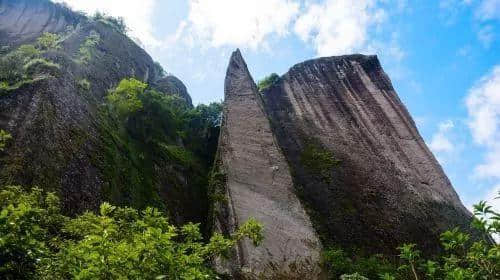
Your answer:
[294,0,387,56]
[477,25,495,47]
[52,0,160,47]
[466,65,500,179]
[484,184,500,211]
[430,120,456,154]
[180,0,299,49]
[475,0,500,20]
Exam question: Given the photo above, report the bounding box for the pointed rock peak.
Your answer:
[225,49,257,97]
[230,48,244,65]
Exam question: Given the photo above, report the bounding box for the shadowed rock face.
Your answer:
[0,0,201,222]
[214,49,322,278]
[262,54,475,255]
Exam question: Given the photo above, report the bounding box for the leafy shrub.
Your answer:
[257,73,280,92]
[332,192,500,280]
[0,130,12,151]
[93,12,127,33]
[0,187,263,279]
[340,273,369,280]
[16,45,40,59]
[77,31,100,64]
[77,79,91,91]
[0,186,67,279]
[161,144,196,167]
[323,248,396,279]
[23,58,60,77]
[300,142,341,183]
[0,50,25,84]
[36,32,60,51]
[107,78,147,117]
[0,41,57,88]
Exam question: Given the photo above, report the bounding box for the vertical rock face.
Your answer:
[262,55,474,254]
[214,49,322,278]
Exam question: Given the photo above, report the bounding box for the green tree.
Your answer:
[107,78,147,118]
[0,187,263,280]
[257,73,280,92]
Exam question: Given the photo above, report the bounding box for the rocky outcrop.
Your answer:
[0,0,83,46]
[0,0,206,224]
[262,54,475,254]
[153,75,193,107]
[214,49,322,278]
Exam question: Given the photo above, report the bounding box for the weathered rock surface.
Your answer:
[0,0,83,46]
[0,0,202,222]
[214,49,322,278]
[262,54,475,254]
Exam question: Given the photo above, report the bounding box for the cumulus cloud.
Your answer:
[180,0,299,49]
[52,0,160,47]
[466,65,500,179]
[294,0,387,56]
[430,120,456,154]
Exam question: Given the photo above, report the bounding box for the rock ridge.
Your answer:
[214,49,323,278]
[262,53,475,254]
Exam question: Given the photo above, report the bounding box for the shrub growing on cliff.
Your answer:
[329,192,500,280]
[93,12,127,33]
[36,32,61,51]
[0,186,263,280]
[0,130,12,151]
[257,73,280,92]
[300,142,341,183]
[77,31,101,64]
[107,78,147,118]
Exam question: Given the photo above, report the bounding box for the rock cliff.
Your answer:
[261,54,474,255]
[213,49,323,278]
[0,0,204,224]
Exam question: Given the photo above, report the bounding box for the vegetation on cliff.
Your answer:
[0,34,61,94]
[257,73,280,92]
[326,193,499,280]
[0,186,262,280]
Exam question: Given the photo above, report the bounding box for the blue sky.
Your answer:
[54,0,499,211]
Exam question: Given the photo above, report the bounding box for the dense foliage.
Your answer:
[326,193,500,280]
[99,78,222,216]
[257,73,280,92]
[106,78,222,167]
[0,33,62,93]
[0,186,262,280]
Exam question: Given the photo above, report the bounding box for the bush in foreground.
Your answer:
[0,186,263,280]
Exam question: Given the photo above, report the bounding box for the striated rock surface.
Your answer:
[262,54,475,254]
[0,0,83,46]
[214,49,323,278]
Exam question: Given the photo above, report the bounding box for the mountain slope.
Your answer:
[0,0,207,225]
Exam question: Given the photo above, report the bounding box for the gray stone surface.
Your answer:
[214,49,323,278]
[263,54,476,254]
